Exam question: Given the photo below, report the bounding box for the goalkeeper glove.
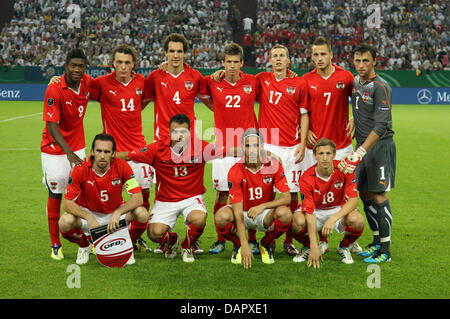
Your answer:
[338,146,367,174]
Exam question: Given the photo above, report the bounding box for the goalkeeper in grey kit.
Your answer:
[338,43,396,264]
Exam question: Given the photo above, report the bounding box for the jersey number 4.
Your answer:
[120,98,135,111]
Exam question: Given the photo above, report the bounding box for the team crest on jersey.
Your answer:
[243,85,252,94]
[286,86,296,95]
[362,91,370,103]
[334,180,343,189]
[112,178,121,186]
[136,88,143,96]
[185,80,194,91]
[263,176,272,184]
[336,81,345,90]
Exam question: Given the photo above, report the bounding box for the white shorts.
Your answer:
[263,143,308,193]
[303,144,354,172]
[212,157,241,191]
[149,195,207,230]
[314,206,345,234]
[127,160,153,189]
[243,208,272,232]
[41,148,86,194]
[79,206,128,234]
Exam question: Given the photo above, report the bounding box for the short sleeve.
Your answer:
[299,175,315,214]
[228,165,243,204]
[344,172,358,199]
[43,85,61,123]
[274,161,290,193]
[128,142,157,166]
[64,166,83,201]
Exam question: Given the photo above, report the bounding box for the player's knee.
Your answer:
[133,206,149,223]
[275,206,292,223]
[215,206,233,227]
[58,213,75,232]
[147,224,165,242]
[346,210,365,230]
[291,211,306,232]
[188,210,207,228]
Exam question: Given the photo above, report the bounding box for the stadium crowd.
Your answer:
[0,0,448,71]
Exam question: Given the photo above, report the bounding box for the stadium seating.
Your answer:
[0,0,448,71]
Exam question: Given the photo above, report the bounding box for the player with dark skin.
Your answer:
[47,57,87,201]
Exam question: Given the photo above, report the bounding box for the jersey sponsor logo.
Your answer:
[286,86,296,95]
[65,100,73,106]
[47,98,54,106]
[87,180,95,186]
[185,80,194,91]
[111,177,121,186]
[216,87,223,93]
[314,189,321,194]
[109,90,117,96]
[47,112,54,119]
[310,85,317,91]
[336,81,345,90]
[264,80,271,87]
[243,85,252,94]
[161,82,168,88]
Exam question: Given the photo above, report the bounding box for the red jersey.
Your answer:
[302,65,354,149]
[300,160,357,214]
[91,72,147,152]
[228,159,289,211]
[201,72,258,148]
[64,157,142,214]
[41,73,92,155]
[128,138,223,202]
[257,71,308,146]
[145,63,205,141]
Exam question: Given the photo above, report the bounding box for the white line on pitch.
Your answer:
[0,112,42,123]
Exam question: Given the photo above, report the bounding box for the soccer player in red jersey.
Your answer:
[59,134,148,265]
[199,43,259,255]
[301,36,357,252]
[40,49,92,261]
[144,33,212,142]
[214,129,292,268]
[257,44,310,256]
[89,45,153,247]
[291,139,364,267]
[116,114,236,263]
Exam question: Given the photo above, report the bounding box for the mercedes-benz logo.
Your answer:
[417,89,433,105]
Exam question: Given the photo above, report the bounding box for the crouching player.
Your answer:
[214,129,292,268]
[59,133,149,265]
[291,138,364,267]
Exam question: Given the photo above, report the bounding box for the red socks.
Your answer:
[216,221,241,247]
[214,201,227,242]
[61,228,90,248]
[292,228,310,247]
[181,223,205,249]
[47,197,62,246]
[129,220,148,243]
[340,225,364,248]
[261,219,291,247]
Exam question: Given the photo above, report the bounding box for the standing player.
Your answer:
[256,44,310,256]
[291,138,365,267]
[301,36,359,253]
[59,133,149,265]
[116,114,235,263]
[40,49,92,261]
[90,45,153,250]
[144,33,212,142]
[199,43,259,255]
[338,44,396,263]
[214,129,292,268]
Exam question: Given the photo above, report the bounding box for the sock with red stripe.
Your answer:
[61,228,90,248]
[283,199,298,245]
[158,231,178,245]
[129,220,148,243]
[340,225,365,248]
[216,221,241,248]
[181,223,205,249]
[261,219,291,247]
[47,197,62,246]
[214,201,227,242]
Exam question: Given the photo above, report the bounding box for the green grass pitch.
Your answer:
[0,101,449,299]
